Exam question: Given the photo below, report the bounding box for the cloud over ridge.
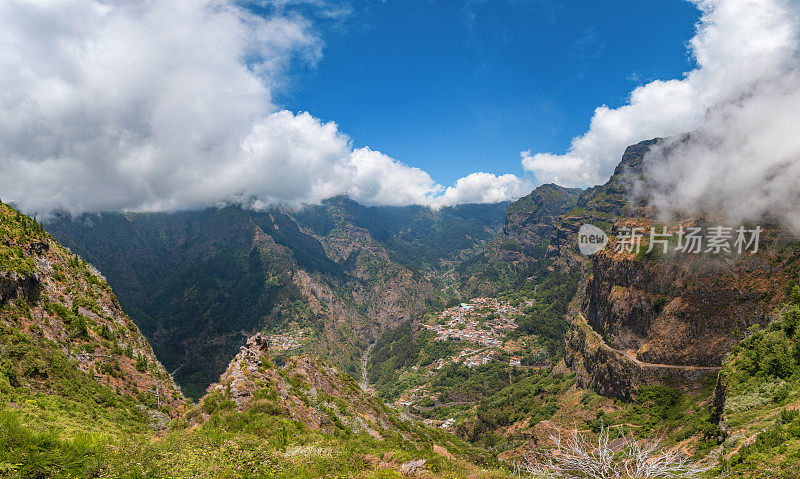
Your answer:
[0,0,527,215]
[521,0,800,196]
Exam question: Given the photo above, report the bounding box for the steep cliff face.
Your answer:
[565,312,718,400]
[583,240,790,367]
[520,138,800,398]
[546,139,661,264]
[0,202,183,411]
[454,184,583,297]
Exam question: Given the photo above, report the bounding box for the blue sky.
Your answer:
[277,0,700,185]
[8,0,791,215]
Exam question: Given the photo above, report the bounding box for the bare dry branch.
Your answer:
[514,426,716,479]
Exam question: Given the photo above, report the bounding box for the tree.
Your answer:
[515,426,715,478]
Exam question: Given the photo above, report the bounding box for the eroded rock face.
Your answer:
[0,271,41,306]
[513,137,800,398]
[583,249,783,367]
[565,314,719,400]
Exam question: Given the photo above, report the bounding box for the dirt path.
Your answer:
[576,313,722,372]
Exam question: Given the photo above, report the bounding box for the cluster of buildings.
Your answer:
[430,348,497,370]
[423,297,531,347]
[265,329,309,352]
[463,350,496,367]
[397,385,428,406]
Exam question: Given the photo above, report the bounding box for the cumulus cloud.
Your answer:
[348,148,442,207]
[642,71,800,231]
[521,0,800,190]
[430,172,532,208]
[0,0,526,216]
[637,0,800,232]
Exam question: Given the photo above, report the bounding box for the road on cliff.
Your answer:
[576,312,722,372]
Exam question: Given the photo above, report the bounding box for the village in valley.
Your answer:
[393,296,545,428]
[255,295,546,431]
[422,296,530,348]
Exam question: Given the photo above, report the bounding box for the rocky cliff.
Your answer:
[455,183,583,297]
[503,183,581,249]
[503,138,800,398]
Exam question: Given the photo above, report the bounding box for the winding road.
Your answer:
[576,312,722,372]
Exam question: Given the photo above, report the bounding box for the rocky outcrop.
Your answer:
[566,312,720,399]
[582,246,784,367]
[0,271,41,306]
[198,333,402,438]
[549,138,797,398]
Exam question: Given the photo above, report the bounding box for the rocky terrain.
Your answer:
[552,139,800,398]
[194,333,401,439]
[6,136,799,477]
[1,201,511,478]
[502,183,581,249]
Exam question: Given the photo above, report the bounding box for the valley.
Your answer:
[3,138,800,477]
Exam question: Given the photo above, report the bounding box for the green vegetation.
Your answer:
[0,385,512,478]
[367,323,457,399]
[294,198,507,272]
[44,200,508,400]
[0,200,514,478]
[509,270,580,357]
[706,279,800,477]
[462,370,574,448]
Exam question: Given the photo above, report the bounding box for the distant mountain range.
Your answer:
[45,199,508,398]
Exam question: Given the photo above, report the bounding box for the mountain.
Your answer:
[550,139,800,398]
[45,201,507,398]
[0,200,187,475]
[0,201,182,409]
[454,183,582,298]
[1,200,513,478]
[502,183,582,249]
[14,136,800,477]
[358,137,800,478]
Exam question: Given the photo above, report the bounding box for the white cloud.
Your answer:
[638,0,800,232]
[348,147,442,206]
[0,0,526,216]
[641,71,800,232]
[430,172,532,208]
[521,0,800,188]
[520,150,593,187]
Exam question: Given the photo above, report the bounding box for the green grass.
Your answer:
[0,388,512,479]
